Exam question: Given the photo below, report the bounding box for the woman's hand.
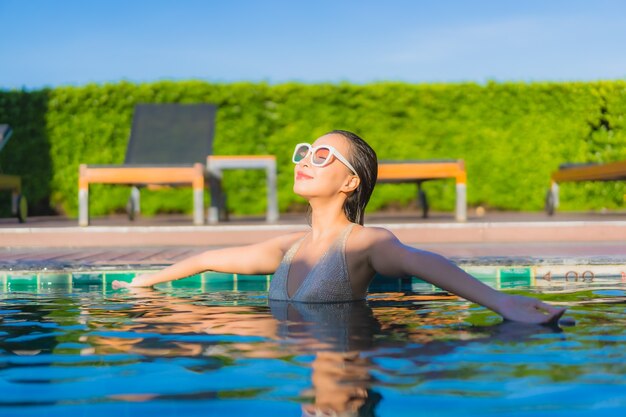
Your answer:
[495,294,566,324]
[111,274,153,290]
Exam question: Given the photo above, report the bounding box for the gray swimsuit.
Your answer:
[268,224,359,303]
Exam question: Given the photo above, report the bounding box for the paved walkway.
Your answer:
[0,211,625,271]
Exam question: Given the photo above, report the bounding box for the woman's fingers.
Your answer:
[535,300,567,323]
[111,280,129,290]
[530,300,568,325]
[545,307,566,324]
[500,295,569,325]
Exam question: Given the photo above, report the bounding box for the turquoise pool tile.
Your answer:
[410,280,437,292]
[6,273,39,290]
[231,274,271,292]
[236,280,269,292]
[72,272,104,285]
[38,273,72,287]
[104,272,136,283]
[204,279,235,292]
[204,282,235,292]
[205,272,236,282]
[203,272,237,291]
[237,274,270,282]
[171,274,203,288]
[479,279,499,288]
[466,268,499,289]
[500,267,532,288]
[6,273,38,282]
[412,275,452,293]
[413,266,501,292]
[368,275,416,292]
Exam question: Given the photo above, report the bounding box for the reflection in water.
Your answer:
[270,300,382,416]
[1,287,626,415]
[270,300,381,352]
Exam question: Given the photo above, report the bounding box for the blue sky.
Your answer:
[2,0,626,89]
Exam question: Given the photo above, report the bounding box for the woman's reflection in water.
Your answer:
[270,300,383,417]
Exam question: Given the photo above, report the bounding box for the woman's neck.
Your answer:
[308,198,352,241]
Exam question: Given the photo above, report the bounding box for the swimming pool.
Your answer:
[1,273,626,416]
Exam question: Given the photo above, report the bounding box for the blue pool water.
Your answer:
[1,282,626,416]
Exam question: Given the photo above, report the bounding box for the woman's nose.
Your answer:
[299,153,312,167]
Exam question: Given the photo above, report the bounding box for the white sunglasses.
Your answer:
[292,143,359,176]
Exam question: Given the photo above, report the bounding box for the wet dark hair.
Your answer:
[329,130,378,225]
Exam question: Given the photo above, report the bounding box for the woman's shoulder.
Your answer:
[349,224,398,245]
[271,230,308,252]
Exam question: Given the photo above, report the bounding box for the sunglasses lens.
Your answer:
[293,145,310,162]
[312,147,331,165]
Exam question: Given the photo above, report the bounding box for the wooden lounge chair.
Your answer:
[0,124,27,223]
[78,103,278,226]
[377,160,467,221]
[545,160,626,215]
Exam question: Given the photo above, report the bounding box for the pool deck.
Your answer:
[1,211,625,271]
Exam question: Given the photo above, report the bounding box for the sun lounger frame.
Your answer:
[546,160,626,215]
[377,160,467,221]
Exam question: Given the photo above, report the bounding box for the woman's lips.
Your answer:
[296,171,313,180]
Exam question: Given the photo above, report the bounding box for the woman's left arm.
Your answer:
[365,228,565,324]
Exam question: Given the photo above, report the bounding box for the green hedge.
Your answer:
[1,80,625,218]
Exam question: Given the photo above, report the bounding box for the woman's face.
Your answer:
[293,133,357,199]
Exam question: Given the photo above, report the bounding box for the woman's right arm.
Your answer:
[112,232,305,289]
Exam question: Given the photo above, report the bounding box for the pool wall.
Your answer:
[2,262,625,293]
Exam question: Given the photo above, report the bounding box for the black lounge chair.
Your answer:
[78,104,217,226]
[78,103,279,226]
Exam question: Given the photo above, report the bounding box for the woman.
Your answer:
[113,130,565,324]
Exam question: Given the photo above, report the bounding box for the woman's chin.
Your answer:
[293,185,308,197]
[293,183,316,198]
